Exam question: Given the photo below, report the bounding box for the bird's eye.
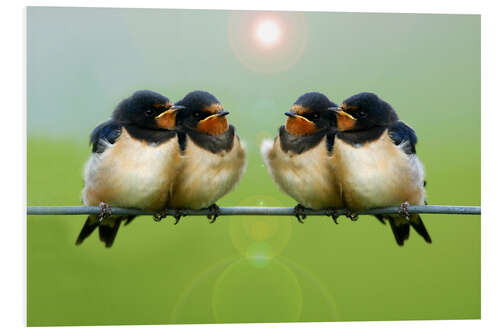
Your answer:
[359,111,367,118]
[194,112,201,118]
[313,113,320,119]
[145,109,153,116]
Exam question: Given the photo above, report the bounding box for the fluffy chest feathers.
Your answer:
[261,136,341,209]
[169,135,246,209]
[334,130,425,210]
[82,129,181,210]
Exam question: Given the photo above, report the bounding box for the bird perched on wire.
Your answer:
[330,92,431,246]
[164,90,247,223]
[76,90,183,248]
[261,92,342,223]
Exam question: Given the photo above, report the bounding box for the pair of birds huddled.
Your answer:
[76,90,431,248]
[77,90,246,248]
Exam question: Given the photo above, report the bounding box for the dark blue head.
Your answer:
[112,90,175,130]
[332,92,398,131]
[284,92,338,136]
[173,90,230,135]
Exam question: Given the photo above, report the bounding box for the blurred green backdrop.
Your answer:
[27,7,480,326]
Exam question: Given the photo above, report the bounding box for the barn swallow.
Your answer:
[261,92,342,223]
[76,90,182,247]
[330,92,431,246]
[164,90,247,222]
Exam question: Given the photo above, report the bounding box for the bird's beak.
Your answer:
[203,110,229,121]
[155,105,186,119]
[332,107,357,131]
[336,110,357,120]
[284,111,316,136]
[169,105,186,113]
[217,110,229,117]
[155,105,185,130]
[284,111,313,123]
[328,106,357,120]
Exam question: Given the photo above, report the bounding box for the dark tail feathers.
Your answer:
[388,216,410,246]
[408,214,432,244]
[75,215,100,246]
[98,219,122,248]
[376,214,432,246]
[75,215,135,248]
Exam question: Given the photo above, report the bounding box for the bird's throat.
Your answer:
[285,116,317,136]
[196,115,229,135]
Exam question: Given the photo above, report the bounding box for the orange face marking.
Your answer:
[155,109,176,130]
[285,115,317,136]
[336,111,357,131]
[203,103,224,114]
[196,114,229,135]
[290,104,311,115]
[336,104,358,131]
[340,103,358,112]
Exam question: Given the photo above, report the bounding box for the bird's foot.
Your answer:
[325,208,339,224]
[344,208,359,222]
[294,204,307,223]
[398,202,410,221]
[207,204,220,224]
[173,209,187,225]
[153,208,169,222]
[98,202,112,222]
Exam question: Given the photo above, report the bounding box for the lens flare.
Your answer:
[229,195,294,258]
[212,258,303,323]
[255,20,281,46]
[228,11,308,73]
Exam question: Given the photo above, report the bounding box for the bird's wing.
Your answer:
[89,120,122,154]
[387,120,417,155]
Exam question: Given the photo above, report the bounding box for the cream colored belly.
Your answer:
[261,137,341,209]
[168,136,246,209]
[81,130,181,211]
[334,132,425,210]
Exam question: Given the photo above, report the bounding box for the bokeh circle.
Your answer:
[212,257,302,323]
[229,195,294,260]
[228,11,308,73]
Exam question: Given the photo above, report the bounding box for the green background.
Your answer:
[27,7,480,325]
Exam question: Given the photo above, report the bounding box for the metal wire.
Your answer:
[27,205,481,217]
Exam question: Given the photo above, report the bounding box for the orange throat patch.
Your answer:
[155,111,176,130]
[285,116,317,136]
[196,115,229,135]
[336,114,357,131]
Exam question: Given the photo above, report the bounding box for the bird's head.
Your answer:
[284,92,338,136]
[172,90,229,135]
[112,90,179,130]
[330,92,398,132]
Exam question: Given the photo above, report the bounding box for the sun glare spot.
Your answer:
[256,20,281,46]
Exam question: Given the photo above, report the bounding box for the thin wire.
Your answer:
[27,205,481,217]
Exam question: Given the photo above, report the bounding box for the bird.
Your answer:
[164,90,247,223]
[260,92,342,223]
[76,90,183,248]
[330,92,431,246]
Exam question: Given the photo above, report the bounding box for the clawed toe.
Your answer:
[153,208,169,222]
[345,208,359,222]
[98,202,112,222]
[207,204,220,223]
[173,209,187,225]
[153,208,186,224]
[294,204,307,223]
[398,202,410,221]
[325,208,339,224]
